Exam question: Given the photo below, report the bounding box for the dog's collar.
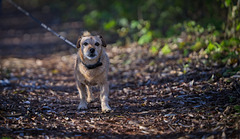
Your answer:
[80,57,102,69]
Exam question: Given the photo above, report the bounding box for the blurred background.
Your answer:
[0,0,239,63]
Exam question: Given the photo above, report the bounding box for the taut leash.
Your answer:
[5,0,77,49]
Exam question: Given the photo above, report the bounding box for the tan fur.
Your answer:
[74,34,111,112]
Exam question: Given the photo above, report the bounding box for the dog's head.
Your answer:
[76,35,106,60]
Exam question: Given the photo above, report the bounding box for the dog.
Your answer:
[74,33,111,112]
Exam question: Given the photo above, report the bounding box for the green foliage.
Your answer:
[13,0,239,65]
[1,137,12,139]
[183,49,189,57]
[166,23,183,37]
[225,0,232,7]
[161,44,171,55]
[103,20,116,31]
[223,66,240,76]
[236,23,240,31]
[205,42,219,54]
[77,4,86,12]
[150,45,159,55]
[224,0,240,39]
[138,32,152,45]
[183,64,189,74]
[168,18,240,65]
[18,0,233,43]
[115,19,153,45]
[185,21,205,35]
[16,0,229,37]
[191,41,203,51]
[83,10,101,28]
[234,105,240,113]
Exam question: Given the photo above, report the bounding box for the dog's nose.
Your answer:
[90,48,95,53]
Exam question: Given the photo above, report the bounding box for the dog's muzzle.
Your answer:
[88,48,96,58]
[90,48,95,53]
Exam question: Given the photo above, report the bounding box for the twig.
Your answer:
[178,123,192,128]
[168,124,176,132]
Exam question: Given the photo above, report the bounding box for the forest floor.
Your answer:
[1,6,240,139]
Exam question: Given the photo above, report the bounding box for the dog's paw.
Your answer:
[101,105,112,113]
[77,101,88,110]
[87,96,94,103]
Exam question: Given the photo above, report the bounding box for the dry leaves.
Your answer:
[0,44,239,138]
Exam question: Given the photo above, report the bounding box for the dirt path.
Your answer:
[1,45,240,138]
[1,5,240,139]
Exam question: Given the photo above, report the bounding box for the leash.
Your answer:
[5,0,77,49]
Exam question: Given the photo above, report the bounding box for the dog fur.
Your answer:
[74,33,111,112]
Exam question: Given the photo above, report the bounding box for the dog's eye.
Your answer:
[95,42,100,46]
[83,42,88,46]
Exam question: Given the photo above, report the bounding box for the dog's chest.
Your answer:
[78,64,105,85]
[82,78,98,86]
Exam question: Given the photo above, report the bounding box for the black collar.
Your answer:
[80,57,102,69]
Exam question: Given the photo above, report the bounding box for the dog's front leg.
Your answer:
[86,85,94,103]
[76,82,88,110]
[100,82,111,112]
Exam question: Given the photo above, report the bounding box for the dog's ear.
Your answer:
[76,36,82,49]
[99,35,107,47]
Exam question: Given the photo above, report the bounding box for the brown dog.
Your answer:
[74,33,111,112]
